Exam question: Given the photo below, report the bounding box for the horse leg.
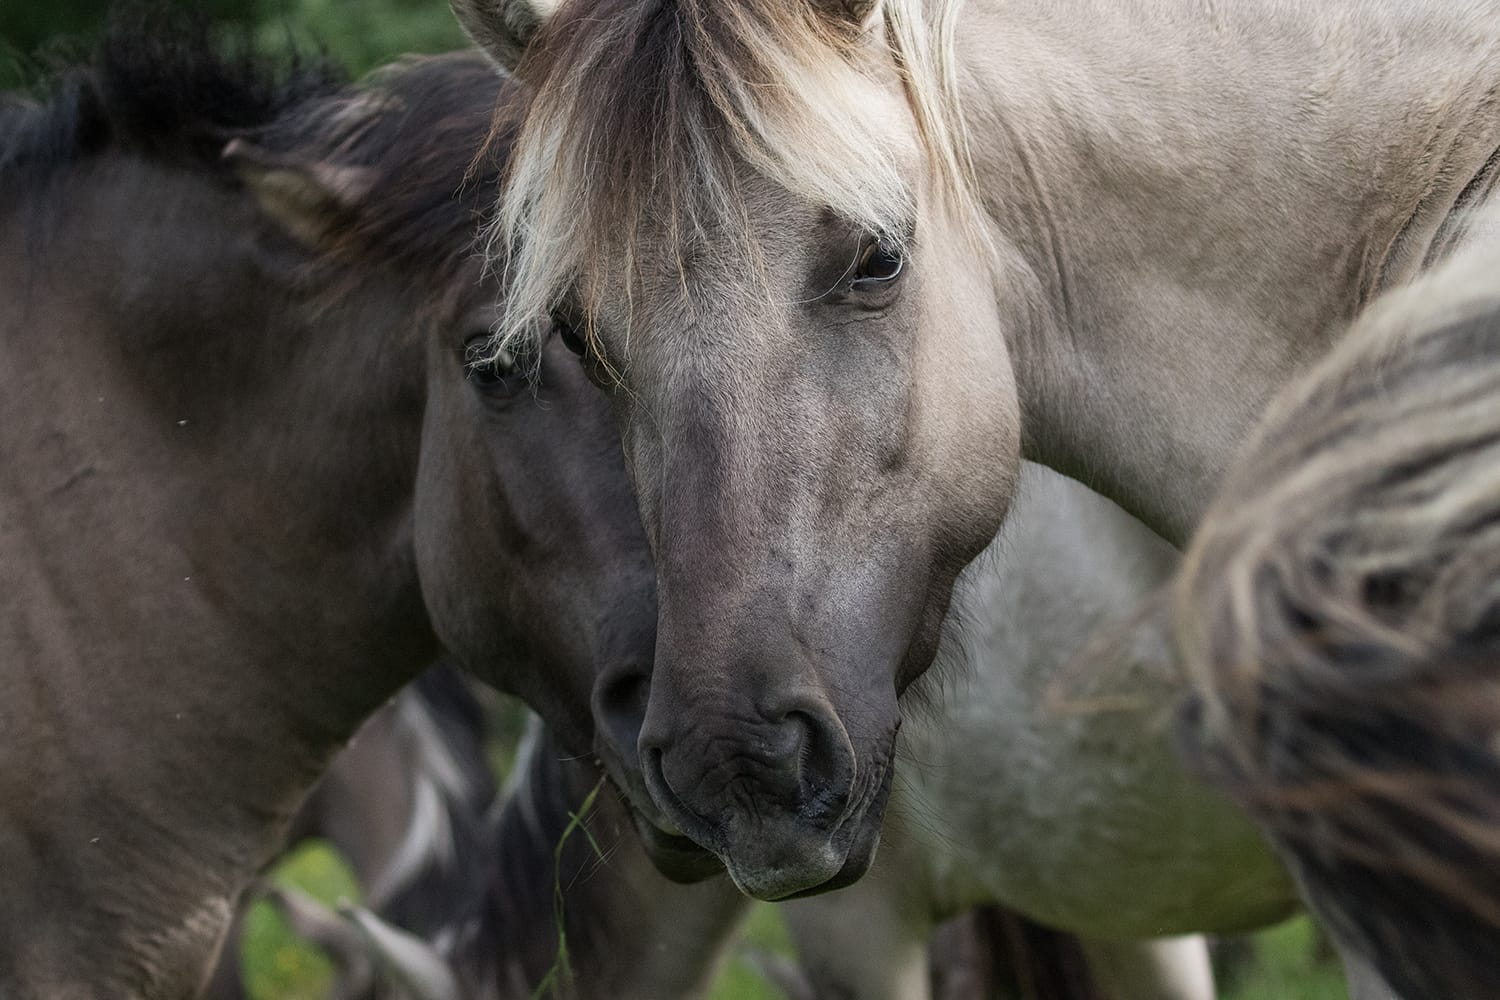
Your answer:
[779,863,932,1000]
[1078,935,1216,1000]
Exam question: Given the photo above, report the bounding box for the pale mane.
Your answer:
[488,0,979,351]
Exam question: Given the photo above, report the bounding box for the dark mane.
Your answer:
[1,7,518,279]
[252,50,521,278]
[0,7,344,188]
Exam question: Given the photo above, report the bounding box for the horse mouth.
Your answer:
[627,807,725,883]
[719,757,891,900]
[768,814,882,900]
[624,788,881,897]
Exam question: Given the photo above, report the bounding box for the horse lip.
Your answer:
[731,748,893,900]
[627,807,725,883]
[778,811,882,899]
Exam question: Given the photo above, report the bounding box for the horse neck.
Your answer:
[0,153,438,988]
[479,731,747,999]
[958,0,1500,544]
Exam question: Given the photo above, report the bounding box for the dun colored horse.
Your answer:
[452,0,1500,990]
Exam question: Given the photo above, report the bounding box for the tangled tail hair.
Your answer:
[1173,216,1500,1000]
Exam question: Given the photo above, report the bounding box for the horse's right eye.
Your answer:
[853,239,905,286]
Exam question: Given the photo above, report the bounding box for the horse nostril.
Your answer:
[778,708,854,820]
[594,665,650,754]
[642,746,695,839]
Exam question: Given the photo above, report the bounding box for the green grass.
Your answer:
[710,905,795,1000]
[239,841,361,1000]
[234,843,1347,1000]
[1220,917,1348,1000]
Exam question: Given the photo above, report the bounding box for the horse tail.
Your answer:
[1173,228,1500,1000]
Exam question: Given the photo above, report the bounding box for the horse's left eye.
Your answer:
[853,240,905,286]
[551,309,588,358]
[463,333,525,390]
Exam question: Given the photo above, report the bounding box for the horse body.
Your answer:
[0,34,654,996]
[895,468,1291,938]
[1,145,434,995]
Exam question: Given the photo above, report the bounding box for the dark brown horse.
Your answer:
[0,21,658,997]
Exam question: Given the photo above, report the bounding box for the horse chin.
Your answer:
[627,807,725,883]
[721,758,893,901]
[723,811,883,901]
[778,817,881,900]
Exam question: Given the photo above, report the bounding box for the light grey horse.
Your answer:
[783,464,1299,1000]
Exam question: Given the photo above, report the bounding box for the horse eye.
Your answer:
[853,240,905,285]
[552,311,587,358]
[462,332,523,389]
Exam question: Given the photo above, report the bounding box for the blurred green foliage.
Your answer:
[242,840,362,1000]
[0,0,466,90]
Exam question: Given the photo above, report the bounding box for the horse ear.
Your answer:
[222,138,377,249]
[449,0,564,73]
[340,903,463,1000]
[811,0,883,31]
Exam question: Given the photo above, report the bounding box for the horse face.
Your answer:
[413,287,659,763]
[455,0,1022,900]
[594,186,1019,900]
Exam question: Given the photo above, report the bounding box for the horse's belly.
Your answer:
[894,676,1301,938]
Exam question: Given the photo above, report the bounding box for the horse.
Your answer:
[1173,203,1500,1000]
[780,463,1299,1000]
[450,0,1500,977]
[0,22,661,995]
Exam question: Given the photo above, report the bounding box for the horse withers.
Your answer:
[0,25,656,997]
